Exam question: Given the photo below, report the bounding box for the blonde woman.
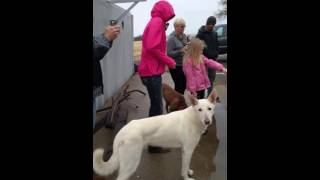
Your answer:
[167,17,189,94]
[183,38,227,99]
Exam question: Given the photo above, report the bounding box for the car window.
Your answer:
[215,26,224,37]
[222,25,227,36]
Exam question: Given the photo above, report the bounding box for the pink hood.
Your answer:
[151,0,175,22]
[138,0,176,77]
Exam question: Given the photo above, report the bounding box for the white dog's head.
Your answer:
[188,90,218,126]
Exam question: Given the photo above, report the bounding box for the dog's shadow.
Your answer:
[190,116,220,178]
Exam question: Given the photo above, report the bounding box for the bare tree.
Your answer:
[216,0,227,18]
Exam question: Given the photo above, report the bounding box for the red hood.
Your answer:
[151,0,175,22]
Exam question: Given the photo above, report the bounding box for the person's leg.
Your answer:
[179,67,187,95]
[207,68,216,96]
[196,90,205,99]
[169,68,180,92]
[93,97,96,129]
[141,75,164,117]
[169,66,186,95]
[149,75,163,117]
[175,66,186,94]
[141,77,152,116]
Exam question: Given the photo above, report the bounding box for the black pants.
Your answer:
[169,66,186,94]
[207,68,216,97]
[196,90,205,99]
[141,75,163,117]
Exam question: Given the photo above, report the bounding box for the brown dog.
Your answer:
[162,83,188,113]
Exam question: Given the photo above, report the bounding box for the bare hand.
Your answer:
[222,68,227,75]
[180,45,188,54]
[104,25,121,41]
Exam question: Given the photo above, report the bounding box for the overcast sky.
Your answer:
[118,0,227,36]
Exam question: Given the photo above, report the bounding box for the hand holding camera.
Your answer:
[104,25,121,42]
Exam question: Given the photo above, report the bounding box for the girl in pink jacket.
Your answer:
[183,38,227,99]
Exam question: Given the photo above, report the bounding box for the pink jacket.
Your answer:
[138,0,176,77]
[183,55,224,93]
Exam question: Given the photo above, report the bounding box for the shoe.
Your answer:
[148,146,171,153]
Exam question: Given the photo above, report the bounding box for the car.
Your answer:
[214,24,227,55]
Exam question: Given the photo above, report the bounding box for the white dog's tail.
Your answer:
[93,148,119,176]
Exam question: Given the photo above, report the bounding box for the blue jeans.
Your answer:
[93,97,96,129]
[141,75,163,117]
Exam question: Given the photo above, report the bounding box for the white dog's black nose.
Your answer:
[204,120,210,125]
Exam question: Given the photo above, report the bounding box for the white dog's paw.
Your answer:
[188,169,194,176]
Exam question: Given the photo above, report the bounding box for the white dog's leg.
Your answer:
[116,140,143,180]
[188,169,194,176]
[181,147,195,180]
[201,125,208,134]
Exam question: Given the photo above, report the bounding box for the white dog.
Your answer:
[93,90,218,180]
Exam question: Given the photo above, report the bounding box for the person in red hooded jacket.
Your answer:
[138,0,176,153]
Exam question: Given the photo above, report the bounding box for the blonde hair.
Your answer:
[183,38,205,66]
[174,18,186,27]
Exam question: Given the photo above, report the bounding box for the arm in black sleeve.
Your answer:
[93,34,113,62]
[215,31,219,54]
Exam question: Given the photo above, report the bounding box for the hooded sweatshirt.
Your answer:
[196,26,219,60]
[138,0,176,77]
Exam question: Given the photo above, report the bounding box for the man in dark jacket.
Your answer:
[93,25,120,128]
[196,16,219,96]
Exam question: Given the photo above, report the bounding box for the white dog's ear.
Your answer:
[208,89,218,104]
[189,94,198,106]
